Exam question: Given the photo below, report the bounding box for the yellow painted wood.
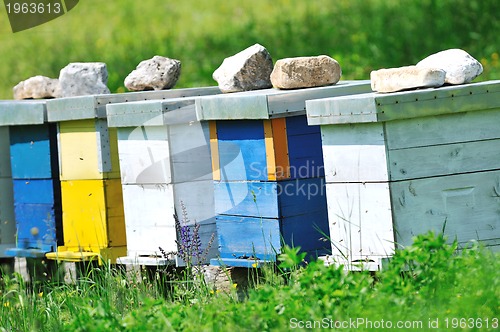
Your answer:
[45,246,127,264]
[53,179,126,264]
[58,119,120,180]
[209,121,220,181]
[263,120,277,181]
[271,118,290,180]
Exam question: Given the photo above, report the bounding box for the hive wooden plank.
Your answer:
[14,203,57,251]
[390,170,500,250]
[280,210,330,255]
[320,123,389,183]
[214,181,279,219]
[104,179,126,247]
[325,182,394,261]
[388,138,500,181]
[0,100,46,125]
[216,215,281,260]
[122,184,177,255]
[385,108,500,150]
[13,179,54,204]
[0,178,15,247]
[0,127,11,178]
[278,177,327,217]
[117,126,171,185]
[9,124,56,179]
[168,121,213,183]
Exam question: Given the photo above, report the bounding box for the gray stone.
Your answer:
[213,44,273,93]
[13,75,61,100]
[370,65,446,93]
[59,62,110,97]
[124,55,181,91]
[271,55,341,89]
[416,48,483,85]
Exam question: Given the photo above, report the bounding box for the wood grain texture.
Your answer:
[117,126,171,185]
[325,182,395,261]
[390,170,500,249]
[320,123,389,183]
[216,215,281,260]
[214,181,279,218]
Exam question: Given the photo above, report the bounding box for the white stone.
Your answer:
[370,66,446,93]
[416,49,483,85]
[13,75,61,100]
[124,56,181,91]
[213,44,273,93]
[59,62,110,97]
[271,55,341,89]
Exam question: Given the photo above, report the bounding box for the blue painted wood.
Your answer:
[9,124,58,179]
[280,210,330,255]
[278,177,328,217]
[13,179,55,205]
[218,140,267,181]
[285,115,319,136]
[210,257,270,268]
[287,133,325,179]
[214,181,279,218]
[216,120,264,140]
[216,215,281,260]
[14,203,57,251]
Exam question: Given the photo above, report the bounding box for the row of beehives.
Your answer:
[1,79,499,273]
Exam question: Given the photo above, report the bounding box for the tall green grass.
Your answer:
[0,0,499,99]
[0,232,498,331]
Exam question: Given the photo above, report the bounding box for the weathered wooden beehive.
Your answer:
[106,87,220,266]
[306,80,500,269]
[195,81,371,267]
[0,120,15,260]
[45,88,219,264]
[0,100,62,258]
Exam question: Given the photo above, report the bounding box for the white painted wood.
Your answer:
[390,170,500,249]
[321,123,389,183]
[325,182,394,262]
[0,178,16,246]
[122,184,177,256]
[0,127,11,178]
[168,121,213,183]
[0,100,46,125]
[117,126,171,184]
[385,108,500,150]
[388,138,500,181]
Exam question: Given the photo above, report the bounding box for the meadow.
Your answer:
[0,232,498,331]
[0,0,499,99]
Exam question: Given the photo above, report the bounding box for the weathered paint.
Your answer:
[306,80,500,268]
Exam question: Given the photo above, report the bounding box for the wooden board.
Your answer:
[60,179,125,250]
[13,203,57,251]
[168,121,213,183]
[325,182,395,262]
[390,170,500,250]
[278,177,328,217]
[122,184,177,255]
[388,138,500,181]
[58,119,120,180]
[0,178,15,246]
[214,181,279,219]
[116,126,171,185]
[320,123,389,183]
[0,127,11,178]
[13,179,55,204]
[216,215,281,260]
[280,210,330,255]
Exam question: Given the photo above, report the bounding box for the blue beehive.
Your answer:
[0,101,62,258]
[195,81,371,267]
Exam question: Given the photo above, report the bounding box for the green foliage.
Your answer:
[0,0,499,99]
[2,232,497,331]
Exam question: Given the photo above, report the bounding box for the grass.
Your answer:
[0,0,499,99]
[0,231,498,331]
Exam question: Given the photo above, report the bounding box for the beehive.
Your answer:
[306,80,500,270]
[0,123,15,258]
[0,101,61,258]
[45,87,220,264]
[195,81,372,267]
[106,89,221,266]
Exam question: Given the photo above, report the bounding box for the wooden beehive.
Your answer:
[106,89,221,266]
[0,101,62,258]
[0,124,15,257]
[196,81,372,267]
[45,87,220,264]
[306,80,500,270]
